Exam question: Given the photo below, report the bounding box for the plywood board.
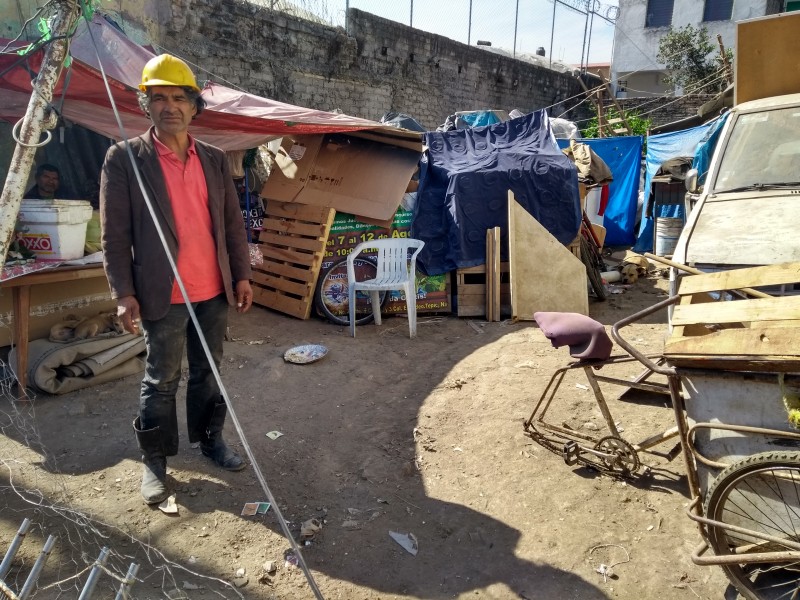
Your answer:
[508,191,588,319]
[736,12,800,105]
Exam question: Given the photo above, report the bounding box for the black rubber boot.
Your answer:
[200,401,245,471]
[133,417,169,504]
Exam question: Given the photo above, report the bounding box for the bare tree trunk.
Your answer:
[0,0,81,271]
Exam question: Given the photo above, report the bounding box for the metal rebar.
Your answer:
[113,563,139,600]
[77,547,109,600]
[18,535,55,600]
[0,519,31,580]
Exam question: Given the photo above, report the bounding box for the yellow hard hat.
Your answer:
[139,54,200,93]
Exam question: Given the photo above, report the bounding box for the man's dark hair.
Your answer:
[137,86,206,119]
[36,163,60,177]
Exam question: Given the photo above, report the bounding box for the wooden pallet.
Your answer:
[252,200,335,319]
[665,261,800,371]
[456,262,511,318]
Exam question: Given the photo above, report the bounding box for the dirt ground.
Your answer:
[0,266,735,600]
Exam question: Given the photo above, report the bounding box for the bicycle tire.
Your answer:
[703,451,800,600]
[314,256,388,326]
[580,236,607,301]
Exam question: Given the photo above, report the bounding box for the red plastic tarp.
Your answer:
[0,14,419,151]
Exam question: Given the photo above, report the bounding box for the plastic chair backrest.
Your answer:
[372,238,424,282]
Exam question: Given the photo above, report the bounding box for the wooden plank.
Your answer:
[259,231,326,253]
[677,262,800,296]
[491,226,501,321]
[252,272,310,297]
[252,287,310,320]
[255,260,316,283]
[665,355,800,372]
[507,191,587,319]
[671,296,800,327]
[666,326,800,358]
[259,245,316,265]
[264,200,335,222]
[261,217,330,238]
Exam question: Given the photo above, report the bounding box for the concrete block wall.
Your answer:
[149,0,596,129]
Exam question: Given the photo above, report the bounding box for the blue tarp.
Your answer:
[692,112,729,185]
[633,116,725,252]
[412,111,581,275]
[557,136,643,246]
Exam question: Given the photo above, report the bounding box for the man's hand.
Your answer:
[117,295,141,334]
[235,280,253,313]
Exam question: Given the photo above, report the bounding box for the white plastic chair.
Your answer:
[347,238,425,338]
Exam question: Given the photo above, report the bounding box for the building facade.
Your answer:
[611,0,783,96]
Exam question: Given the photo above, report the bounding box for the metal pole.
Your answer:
[579,1,590,72]
[345,0,349,32]
[114,563,140,600]
[585,2,596,71]
[18,536,55,600]
[513,0,520,58]
[468,0,472,45]
[0,0,81,272]
[0,519,30,579]
[77,547,110,600]
[410,0,413,27]
[549,0,557,67]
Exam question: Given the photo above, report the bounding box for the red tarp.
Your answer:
[0,14,420,151]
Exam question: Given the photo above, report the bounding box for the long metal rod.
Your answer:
[77,547,109,600]
[409,0,413,27]
[18,535,55,600]
[0,518,30,579]
[467,0,472,46]
[114,563,139,600]
[549,0,556,67]
[0,0,81,272]
[513,0,519,58]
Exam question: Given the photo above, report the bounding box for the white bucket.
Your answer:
[16,199,93,260]
[654,217,683,257]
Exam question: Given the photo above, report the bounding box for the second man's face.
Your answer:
[148,86,197,136]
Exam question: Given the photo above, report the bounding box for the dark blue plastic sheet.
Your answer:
[412,111,581,275]
[557,136,643,246]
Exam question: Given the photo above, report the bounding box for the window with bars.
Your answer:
[645,0,675,27]
[703,0,734,21]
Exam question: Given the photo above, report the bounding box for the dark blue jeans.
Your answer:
[139,294,228,455]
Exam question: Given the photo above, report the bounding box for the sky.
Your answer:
[321,0,619,66]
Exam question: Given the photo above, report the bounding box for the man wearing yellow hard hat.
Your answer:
[100,54,253,504]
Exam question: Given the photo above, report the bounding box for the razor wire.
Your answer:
[0,355,248,599]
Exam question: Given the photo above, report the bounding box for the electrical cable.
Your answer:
[79,9,326,600]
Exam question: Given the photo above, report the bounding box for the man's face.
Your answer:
[36,169,59,197]
[148,86,197,136]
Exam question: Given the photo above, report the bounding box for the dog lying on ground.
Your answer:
[49,312,125,343]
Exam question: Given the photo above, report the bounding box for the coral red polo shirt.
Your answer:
[153,133,225,303]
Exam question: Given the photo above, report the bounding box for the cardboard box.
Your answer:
[261,133,422,222]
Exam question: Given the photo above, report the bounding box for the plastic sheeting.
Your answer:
[692,112,729,185]
[632,119,721,252]
[412,111,581,275]
[557,136,643,246]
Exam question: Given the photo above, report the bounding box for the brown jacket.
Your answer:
[100,129,251,321]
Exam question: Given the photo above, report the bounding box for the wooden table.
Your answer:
[0,264,107,392]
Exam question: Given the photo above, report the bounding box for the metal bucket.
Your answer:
[654,217,683,256]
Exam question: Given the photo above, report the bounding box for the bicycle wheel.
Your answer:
[314,256,388,326]
[580,236,607,301]
[703,451,800,600]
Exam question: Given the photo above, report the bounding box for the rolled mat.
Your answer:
[10,333,145,395]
